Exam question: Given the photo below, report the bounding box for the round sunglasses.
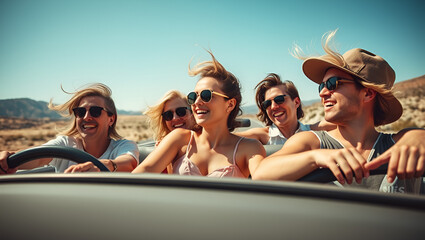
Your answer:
[261,95,287,110]
[162,107,190,121]
[319,77,355,93]
[187,89,229,105]
[72,106,112,118]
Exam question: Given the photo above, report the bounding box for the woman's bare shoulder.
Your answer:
[159,128,192,146]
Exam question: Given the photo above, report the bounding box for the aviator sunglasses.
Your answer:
[162,107,190,121]
[261,95,287,110]
[318,77,355,93]
[72,106,112,118]
[187,89,229,105]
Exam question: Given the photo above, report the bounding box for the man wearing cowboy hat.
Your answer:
[252,31,424,194]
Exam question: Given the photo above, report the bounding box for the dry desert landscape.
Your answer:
[0,115,153,151]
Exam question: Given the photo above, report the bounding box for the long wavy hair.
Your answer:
[144,90,194,141]
[48,83,121,139]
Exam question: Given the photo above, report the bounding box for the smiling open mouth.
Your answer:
[82,123,97,129]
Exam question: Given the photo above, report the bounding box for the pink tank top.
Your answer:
[172,132,246,178]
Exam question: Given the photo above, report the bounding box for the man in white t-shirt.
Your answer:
[236,73,334,145]
[0,83,139,174]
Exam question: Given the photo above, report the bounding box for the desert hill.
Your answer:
[0,98,63,119]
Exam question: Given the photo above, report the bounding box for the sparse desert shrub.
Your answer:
[30,134,46,141]
[3,134,25,141]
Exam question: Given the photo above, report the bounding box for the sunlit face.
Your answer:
[320,68,361,124]
[74,96,114,141]
[263,85,299,128]
[163,98,195,131]
[191,77,230,127]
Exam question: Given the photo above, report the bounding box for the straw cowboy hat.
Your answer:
[302,48,402,125]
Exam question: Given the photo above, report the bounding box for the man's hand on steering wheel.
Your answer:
[0,151,17,174]
[1,146,110,174]
[64,162,101,173]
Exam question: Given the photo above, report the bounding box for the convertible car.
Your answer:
[1,119,424,239]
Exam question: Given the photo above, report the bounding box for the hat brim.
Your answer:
[377,94,403,126]
[302,57,403,126]
[302,57,363,84]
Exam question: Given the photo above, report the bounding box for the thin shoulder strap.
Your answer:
[232,137,244,165]
[185,131,194,155]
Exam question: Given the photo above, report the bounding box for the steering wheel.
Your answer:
[7,146,110,172]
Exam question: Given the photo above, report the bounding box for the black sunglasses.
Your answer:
[261,95,287,110]
[162,107,190,121]
[318,77,354,93]
[72,106,112,118]
[187,89,229,105]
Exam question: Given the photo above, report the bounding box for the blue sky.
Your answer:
[1,0,424,112]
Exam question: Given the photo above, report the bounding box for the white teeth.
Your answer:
[83,124,96,129]
[273,112,284,117]
[324,101,334,107]
[174,123,184,128]
[196,110,208,114]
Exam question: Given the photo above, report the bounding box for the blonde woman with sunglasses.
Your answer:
[133,52,266,178]
[0,83,139,174]
[143,90,196,173]
[144,90,196,147]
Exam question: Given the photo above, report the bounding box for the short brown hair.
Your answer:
[255,73,304,126]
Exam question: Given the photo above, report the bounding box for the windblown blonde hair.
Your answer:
[48,83,121,139]
[292,29,397,126]
[144,90,190,141]
[188,50,242,131]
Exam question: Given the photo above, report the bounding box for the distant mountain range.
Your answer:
[0,98,63,119]
[0,98,141,119]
